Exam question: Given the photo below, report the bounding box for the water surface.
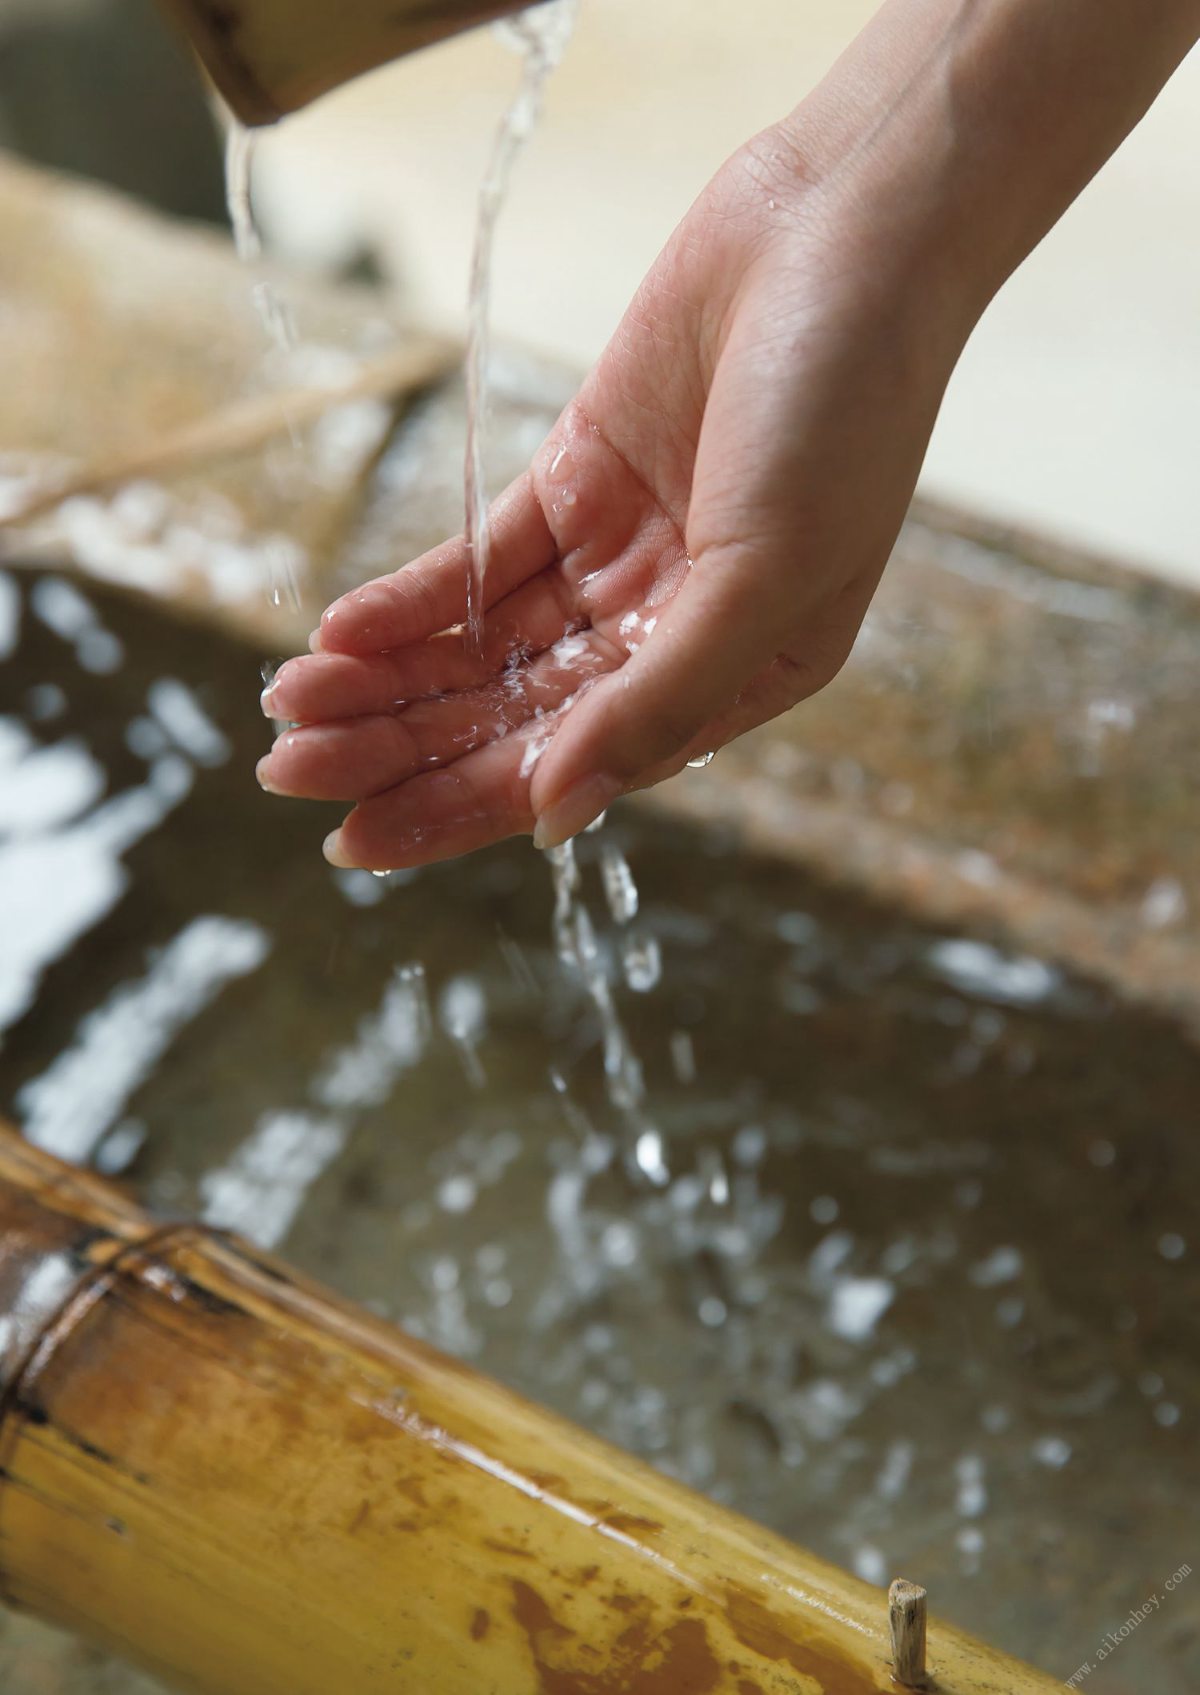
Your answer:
[0,568,1196,1693]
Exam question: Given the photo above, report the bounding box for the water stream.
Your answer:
[460,3,673,1181]
[464,1,579,653]
[222,14,667,1199]
[223,123,297,356]
[223,13,646,1132]
[222,121,304,613]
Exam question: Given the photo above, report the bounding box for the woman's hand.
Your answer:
[258,122,968,869]
[257,0,1200,871]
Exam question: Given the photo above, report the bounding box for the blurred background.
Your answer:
[2,0,1198,581]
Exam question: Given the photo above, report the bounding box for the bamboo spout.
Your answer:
[0,1125,1061,1695]
[156,0,546,125]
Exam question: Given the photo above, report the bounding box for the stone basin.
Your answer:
[0,158,1196,1693]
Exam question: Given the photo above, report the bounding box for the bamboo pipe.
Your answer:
[156,0,546,125]
[0,1126,1062,1695]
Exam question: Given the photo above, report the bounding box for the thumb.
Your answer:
[529,551,776,847]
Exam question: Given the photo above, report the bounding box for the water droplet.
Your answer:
[438,1175,478,1214]
[1031,1435,1072,1469]
[600,844,639,925]
[634,1129,670,1186]
[687,751,716,770]
[622,933,661,993]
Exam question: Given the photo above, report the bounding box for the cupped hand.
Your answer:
[257,122,970,870]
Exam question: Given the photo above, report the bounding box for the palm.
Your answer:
[259,140,951,868]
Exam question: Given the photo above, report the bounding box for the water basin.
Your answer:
[0,566,1195,1692]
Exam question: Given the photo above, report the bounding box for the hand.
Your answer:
[257,0,1200,872]
[256,123,970,870]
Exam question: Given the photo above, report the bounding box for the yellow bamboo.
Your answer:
[0,1126,1061,1694]
[157,0,538,125]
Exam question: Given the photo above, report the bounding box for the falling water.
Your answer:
[224,123,258,262]
[223,121,304,614]
[223,123,298,355]
[600,842,639,925]
[458,4,681,1176]
[546,841,671,1185]
[464,1,578,653]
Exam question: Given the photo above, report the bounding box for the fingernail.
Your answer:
[259,684,277,715]
[255,756,281,794]
[323,829,354,868]
[308,628,324,654]
[533,774,621,851]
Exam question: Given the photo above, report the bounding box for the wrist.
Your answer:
[773,0,1200,349]
[747,108,989,386]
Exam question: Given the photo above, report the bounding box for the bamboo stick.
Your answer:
[889,1579,929,1688]
[0,1125,1061,1694]
[1,334,458,529]
[156,0,541,125]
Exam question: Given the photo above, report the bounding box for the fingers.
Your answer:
[317,472,554,656]
[263,566,580,725]
[315,652,816,872]
[325,730,540,871]
[314,396,678,661]
[316,642,836,872]
[299,594,867,868]
[260,710,484,802]
[258,626,615,802]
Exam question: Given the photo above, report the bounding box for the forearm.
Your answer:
[780,0,1200,328]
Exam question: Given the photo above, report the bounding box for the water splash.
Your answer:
[600,842,639,925]
[621,931,662,994]
[464,2,578,653]
[546,840,670,1185]
[224,122,297,354]
[439,973,488,1089]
